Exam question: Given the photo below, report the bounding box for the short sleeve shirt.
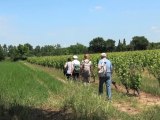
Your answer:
[98,58,112,73]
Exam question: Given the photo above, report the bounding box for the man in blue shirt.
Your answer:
[98,53,112,100]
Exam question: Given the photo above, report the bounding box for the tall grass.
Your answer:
[25,61,160,120]
[0,61,64,119]
[59,81,133,120]
[134,106,160,120]
[141,76,160,96]
[0,61,160,120]
[0,61,63,106]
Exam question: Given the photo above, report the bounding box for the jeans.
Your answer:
[99,72,112,100]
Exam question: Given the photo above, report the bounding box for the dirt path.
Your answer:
[112,84,160,115]
[116,84,160,106]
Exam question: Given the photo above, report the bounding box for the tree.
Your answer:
[148,42,160,49]
[24,43,33,56]
[3,44,8,57]
[105,39,115,52]
[34,45,41,56]
[116,40,123,51]
[8,45,19,61]
[0,45,5,61]
[40,45,54,56]
[122,38,127,51]
[53,44,64,55]
[68,43,88,54]
[17,44,29,60]
[130,36,149,50]
[89,37,106,53]
[123,38,126,46]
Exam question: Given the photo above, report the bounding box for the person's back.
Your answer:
[72,55,80,80]
[81,59,91,73]
[81,54,92,83]
[66,61,73,74]
[98,58,112,74]
[98,53,112,100]
[64,58,73,80]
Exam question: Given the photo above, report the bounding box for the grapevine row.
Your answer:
[27,50,160,92]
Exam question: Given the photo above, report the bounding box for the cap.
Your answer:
[84,54,89,59]
[101,53,106,57]
[73,55,78,59]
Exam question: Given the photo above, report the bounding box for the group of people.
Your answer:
[64,54,92,83]
[64,53,113,100]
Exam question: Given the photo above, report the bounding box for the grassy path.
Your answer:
[24,62,160,116]
[1,61,160,120]
[0,61,65,120]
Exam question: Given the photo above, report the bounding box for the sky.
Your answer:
[0,0,160,47]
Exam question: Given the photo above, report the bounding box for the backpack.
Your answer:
[63,63,68,75]
[98,60,107,77]
[73,64,80,73]
[82,60,91,72]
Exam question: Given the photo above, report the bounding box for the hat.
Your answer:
[73,55,78,59]
[101,53,106,57]
[84,54,89,59]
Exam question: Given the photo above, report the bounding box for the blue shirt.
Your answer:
[98,58,112,73]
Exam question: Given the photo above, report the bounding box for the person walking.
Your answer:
[64,58,73,80]
[72,55,80,81]
[98,53,112,100]
[81,54,92,83]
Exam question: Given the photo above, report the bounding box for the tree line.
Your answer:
[0,36,160,61]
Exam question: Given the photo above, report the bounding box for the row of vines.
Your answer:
[27,50,160,94]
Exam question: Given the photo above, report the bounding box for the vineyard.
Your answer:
[0,50,160,120]
[27,49,160,95]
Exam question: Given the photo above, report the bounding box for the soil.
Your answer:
[112,84,160,115]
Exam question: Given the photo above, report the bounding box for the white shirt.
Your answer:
[64,61,73,74]
[72,59,80,66]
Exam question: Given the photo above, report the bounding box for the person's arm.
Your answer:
[64,62,67,68]
[80,60,84,73]
[98,60,102,71]
[90,61,95,82]
[71,62,74,75]
[110,62,113,74]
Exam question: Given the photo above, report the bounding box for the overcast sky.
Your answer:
[0,0,160,47]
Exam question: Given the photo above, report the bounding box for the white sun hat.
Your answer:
[73,55,78,59]
[101,53,106,57]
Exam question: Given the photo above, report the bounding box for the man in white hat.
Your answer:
[98,52,112,100]
[72,55,80,81]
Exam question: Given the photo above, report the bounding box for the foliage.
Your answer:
[130,36,149,50]
[61,82,110,120]
[68,43,88,54]
[1,36,160,60]
[135,106,160,120]
[27,49,160,95]
[89,37,106,53]
[0,45,5,61]
[105,39,116,52]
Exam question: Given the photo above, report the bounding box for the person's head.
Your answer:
[73,55,78,59]
[84,54,90,59]
[67,58,71,61]
[101,53,107,58]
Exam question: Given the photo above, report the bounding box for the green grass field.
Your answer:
[0,61,160,120]
[0,61,64,119]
